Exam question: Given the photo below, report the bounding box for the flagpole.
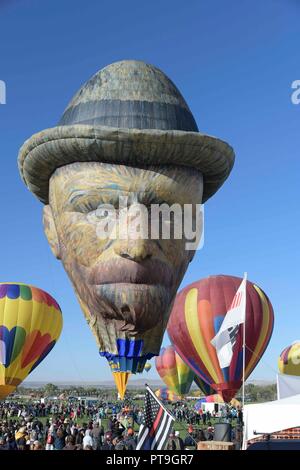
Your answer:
[242,272,248,411]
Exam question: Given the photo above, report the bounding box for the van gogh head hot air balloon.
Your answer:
[167,275,274,402]
[0,283,62,400]
[18,60,234,398]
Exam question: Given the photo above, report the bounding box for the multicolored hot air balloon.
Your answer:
[205,394,224,403]
[167,275,274,402]
[144,362,152,373]
[155,345,195,397]
[0,283,62,400]
[155,388,180,402]
[278,342,300,376]
[194,375,215,396]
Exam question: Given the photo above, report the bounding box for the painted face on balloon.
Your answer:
[43,162,203,336]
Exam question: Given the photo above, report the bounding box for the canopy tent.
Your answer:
[243,393,300,448]
[194,395,241,414]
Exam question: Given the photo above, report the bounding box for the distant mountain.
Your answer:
[22,377,276,389]
[246,379,276,386]
[22,379,165,389]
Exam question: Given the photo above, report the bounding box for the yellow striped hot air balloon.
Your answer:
[278,342,300,376]
[0,283,62,400]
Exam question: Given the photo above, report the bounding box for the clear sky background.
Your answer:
[0,0,299,384]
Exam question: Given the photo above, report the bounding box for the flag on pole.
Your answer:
[136,385,175,450]
[211,274,247,368]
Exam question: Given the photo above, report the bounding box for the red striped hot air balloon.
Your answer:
[155,345,194,396]
[167,275,274,402]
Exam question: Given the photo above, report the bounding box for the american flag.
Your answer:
[136,385,175,450]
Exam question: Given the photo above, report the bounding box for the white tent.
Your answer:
[243,393,300,448]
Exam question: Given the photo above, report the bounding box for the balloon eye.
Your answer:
[96,209,109,218]
[87,208,113,222]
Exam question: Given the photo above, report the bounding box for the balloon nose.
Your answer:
[114,241,153,262]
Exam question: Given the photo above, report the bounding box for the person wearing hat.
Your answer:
[112,429,126,450]
[174,430,184,450]
[18,60,234,371]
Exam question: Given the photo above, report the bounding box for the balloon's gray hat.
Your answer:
[18,60,235,204]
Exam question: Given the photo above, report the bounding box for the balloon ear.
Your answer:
[43,205,61,260]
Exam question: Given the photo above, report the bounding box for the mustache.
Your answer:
[89,258,174,288]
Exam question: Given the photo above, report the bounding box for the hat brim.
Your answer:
[18,124,235,204]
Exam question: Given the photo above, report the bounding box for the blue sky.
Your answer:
[0,0,299,384]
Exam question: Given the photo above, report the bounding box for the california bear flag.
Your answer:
[211,274,247,368]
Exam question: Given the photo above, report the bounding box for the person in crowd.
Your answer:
[205,422,214,440]
[123,427,137,450]
[174,431,184,450]
[53,426,66,450]
[166,430,182,450]
[237,407,244,425]
[90,422,102,450]
[112,430,126,450]
[32,440,43,450]
[101,431,114,451]
[63,435,78,450]
[83,429,94,449]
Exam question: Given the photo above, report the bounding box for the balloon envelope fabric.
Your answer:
[194,374,215,396]
[0,283,62,399]
[155,387,180,402]
[155,345,195,396]
[167,275,274,402]
[278,342,300,376]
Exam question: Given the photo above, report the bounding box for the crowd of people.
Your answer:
[0,398,243,451]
